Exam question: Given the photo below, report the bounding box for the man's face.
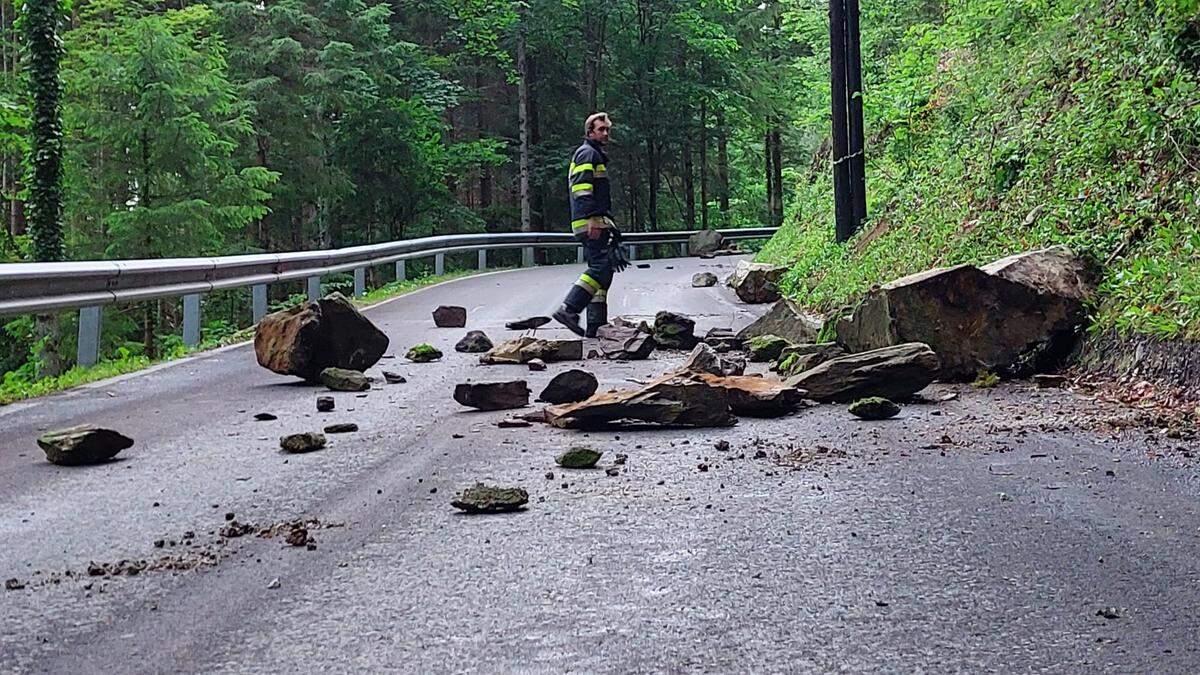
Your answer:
[588,118,612,145]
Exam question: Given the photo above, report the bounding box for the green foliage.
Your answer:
[759,0,1200,339]
[971,370,1001,389]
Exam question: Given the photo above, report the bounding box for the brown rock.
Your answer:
[836,251,1091,379]
[543,373,736,429]
[455,330,494,353]
[737,298,823,344]
[432,305,467,328]
[453,381,531,410]
[692,372,805,417]
[727,260,786,304]
[596,322,656,360]
[785,342,939,402]
[254,293,389,382]
[480,337,584,364]
[653,311,698,350]
[539,369,599,404]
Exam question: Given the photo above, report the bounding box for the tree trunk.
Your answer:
[517,19,531,234]
[682,119,695,230]
[475,59,492,216]
[699,98,708,230]
[717,110,729,217]
[770,126,783,227]
[647,139,659,231]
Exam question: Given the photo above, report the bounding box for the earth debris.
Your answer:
[280,432,327,453]
[37,425,134,465]
[451,483,530,513]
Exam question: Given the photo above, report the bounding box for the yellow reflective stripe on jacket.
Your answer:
[571,182,594,193]
[569,162,594,176]
[571,218,590,232]
[594,164,606,176]
[578,274,601,291]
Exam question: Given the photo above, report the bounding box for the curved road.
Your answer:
[2,257,1199,673]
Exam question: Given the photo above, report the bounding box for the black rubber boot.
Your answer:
[585,301,608,338]
[552,305,585,337]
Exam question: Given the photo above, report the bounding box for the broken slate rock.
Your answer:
[748,335,793,362]
[691,372,805,417]
[455,330,494,353]
[480,337,583,364]
[681,343,745,376]
[506,316,552,331]
[727,260,786,304]
[653,311,698,350]
[786,342,939,403]
[543,372,737,429]
[555,447,603,469]
[254,292,389,382]
[37,425,134,466]
[319,367,370,392]
[382,371,406,384]
[702,327,743,353]
[432,305,467,328]
[848,397,901,420]
[316,396,335,412]
[451,483,529,513]
[323,423,359,434]
[527,358,547,371]
[736,298,823,345]
[539,370,599,404]
[596,323,656,360]
[774,342,846,376]
[406,344,443,363]
[453,381,531,411]
[692,272,718,288]
[280,432,327,453]
[688,229,724,256]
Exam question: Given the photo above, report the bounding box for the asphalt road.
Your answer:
[2,256,1199,674]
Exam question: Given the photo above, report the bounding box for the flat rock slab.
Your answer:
[786,342,939,403]
[691,372,805,417]
[255,293,389,382]
[280,432,326,453]
[453,381,531,411]
[455,330,494,353]
[480,337,583,364]
[737,298,823,345]
[538,369,599,404]
[323,423,359,434]
[727,260,787,304]
[775,342,845,376]
[544,373,736,429]
[451,483,529,513]
[320,367,369,392]
[432,306,467,328]
[597,323,656,360]
[38,426,133,466]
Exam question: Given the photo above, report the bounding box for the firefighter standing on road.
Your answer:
[553,112,627,337]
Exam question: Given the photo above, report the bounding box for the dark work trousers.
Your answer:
[562,230,614,313]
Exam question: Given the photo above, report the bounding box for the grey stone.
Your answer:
[319,367,370,392]
[37,426,133,465]
[786,343,939,403]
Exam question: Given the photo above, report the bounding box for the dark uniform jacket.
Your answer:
[568,138,611,234]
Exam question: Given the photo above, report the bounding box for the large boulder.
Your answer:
[480,337,583,364]
[544,373,736,429]
[785,342,939,403]
[453,381,531,410]
[737,299,823,344]
[653,311,698,350]
[432,305,467,328]
[691,373,805,417]
[38,426,133,465]
[774,342,846,377]
[835,249,1093,379]
[687,229,724,256]
[727,261,787,303]
[539,369,599,404]
[596,321,656,360]
[747,335,793,362]
[255,293,389,382]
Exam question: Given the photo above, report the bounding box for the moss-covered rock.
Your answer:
[847,397,901,420]
[555,447,603,469]
[406,343,443,362]
[747,334,792,362]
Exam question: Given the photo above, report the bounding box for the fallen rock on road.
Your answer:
[481,337,583,364]
[556,447,603,468]
[538,370,599,404]
[848,397,901,420]
[727,260,786,304]
[280,432,327,453]
[597,321,656,360]
[451,483,529,513]
[432,305,467,328]
[454,381,531,410]
[654,311,698,350]
[38,426,134,465]
[319,367,370,392]
[786,342,939,403]
[455,330,494,353]
[254,293,389,382]
[406,344,444,363]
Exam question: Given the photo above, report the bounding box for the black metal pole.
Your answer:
[845,0,867,231]
[830,0,853,243]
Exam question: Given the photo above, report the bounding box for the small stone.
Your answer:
[267,578,281,590]
[455,330,494,353]
[253,412,278,421]
[316,396,335,412]
[697,463,709,472]
[323,423,359,434]
[285,527,310,547]
[496,419,532,428]
[406,344,443,363]
[692,272,718,287]
[998,492,1013,502]
[527,359,547,371]
[432,305,467,328]
[545,471,555,480]
[848,397,901,420]
[37,425,134,466]
[636,263,651,269]
[715,440,731,452]
[280,432,327,453]
[555,447,603,469]
[1096,607,1121,620]
[605,467,620,477]
[382,371,406,384]
[450,483,529,513]
[454,381,531,410]
[5,578,25,591]
[319,367,370,392]
[614,453,628,465]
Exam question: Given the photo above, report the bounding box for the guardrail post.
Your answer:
[522,247,534,267]
[477,250,487,271]
[183,293,202,348]
[576,246,585,264]
[353,268,366,297]
[627,244,637,261]
[395,260,406,282]
[679,242,688,257]
[252,284,268,323]
[77,306,101,368]
[434,253,445,276]
[307,276,321,301]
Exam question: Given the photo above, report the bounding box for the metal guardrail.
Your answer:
[0,227,777,367]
